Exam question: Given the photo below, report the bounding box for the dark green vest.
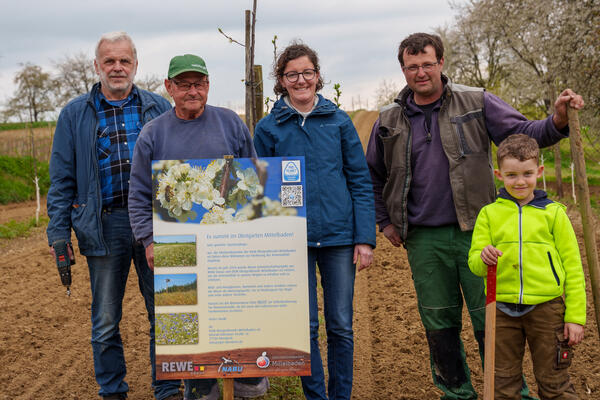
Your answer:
[379,78,495,240]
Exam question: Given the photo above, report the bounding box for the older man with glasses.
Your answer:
[366,32,584,400]
[47,31,175,400]
[128,54,268,400]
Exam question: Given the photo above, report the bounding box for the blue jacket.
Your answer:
[254,95,376,248]
[46,83,171,256]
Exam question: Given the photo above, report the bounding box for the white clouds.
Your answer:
[0,0,460,112]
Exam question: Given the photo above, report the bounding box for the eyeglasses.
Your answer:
[402,62,439,74]
[171,79,209,91]
[282,69,317,83]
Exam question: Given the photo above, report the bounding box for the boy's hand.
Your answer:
[480,245,502,266]
[564,323,584,346]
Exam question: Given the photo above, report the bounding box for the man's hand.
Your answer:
[564,323,584,346]
[354,244,373,271]
[552,88,585,130]
[49,243,74,260]
[480,245,502,266]
[145,243,154,271]
[383,224,402,247]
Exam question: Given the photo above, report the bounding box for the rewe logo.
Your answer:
[162,361,193,372]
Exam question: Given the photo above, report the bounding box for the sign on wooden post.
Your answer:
[151,157,311,399]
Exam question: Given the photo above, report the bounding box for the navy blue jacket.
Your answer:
[254,95,375,248]
[46,83,171,255]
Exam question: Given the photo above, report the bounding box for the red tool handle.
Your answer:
[486,264,497,305]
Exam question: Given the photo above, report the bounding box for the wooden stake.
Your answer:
[541,154,547,191]
[253,65,264,124]
[244,9,253,133]
[28,123,40,225]
[567,106,600,338]
[483,264,497,400]
[223,378,234,400]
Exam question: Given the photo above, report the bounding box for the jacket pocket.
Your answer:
[380,128,409,173]
[547,252,560,286]
[449,109,486,159]
[71,202,96,251]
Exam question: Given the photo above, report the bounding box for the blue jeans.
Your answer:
[301,246,355,400]
[86,208,180,399]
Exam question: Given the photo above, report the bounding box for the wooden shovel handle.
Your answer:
[483,264,497,400]
[486,264,497,306]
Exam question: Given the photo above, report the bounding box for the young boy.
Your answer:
[468,134,586,399]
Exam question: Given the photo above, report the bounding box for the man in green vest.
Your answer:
[366,32,584,399]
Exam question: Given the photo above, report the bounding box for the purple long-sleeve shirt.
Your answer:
[366,90,568,231]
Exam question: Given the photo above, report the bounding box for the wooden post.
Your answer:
[48,122,54,161]
[244,9,253,133]
[567,106,600,338]
[483,264,497,400]
[28,123,40,225]
[223,378,234,400]
[250,0,257,126]
[253,65,264,125]
[541,154,547,191]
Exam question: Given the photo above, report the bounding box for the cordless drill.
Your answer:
[52,239,75,296]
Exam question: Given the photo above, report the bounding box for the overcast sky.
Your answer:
[0,0,462,113]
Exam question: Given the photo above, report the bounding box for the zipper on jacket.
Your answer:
[547,252,560,286]
[401,112,412,241]
[440,101,463,159]
[518,204,524,304]
[92,118,109,254]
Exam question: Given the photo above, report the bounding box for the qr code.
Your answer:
[281,185,303,207]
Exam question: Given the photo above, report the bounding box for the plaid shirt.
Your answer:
[94,86,142,208]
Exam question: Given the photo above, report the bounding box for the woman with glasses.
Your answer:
[253,42,375,400]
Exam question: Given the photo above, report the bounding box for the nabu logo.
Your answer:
[218,356,243,374]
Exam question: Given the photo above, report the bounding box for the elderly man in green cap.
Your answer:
[128,54,267,399]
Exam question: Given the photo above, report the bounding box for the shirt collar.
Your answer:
[498,188,553,208]
[96,84,138,107]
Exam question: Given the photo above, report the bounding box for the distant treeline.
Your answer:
[156,281,196,295]
[0,121,56,132]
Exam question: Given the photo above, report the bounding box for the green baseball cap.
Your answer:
[168,54,209,78]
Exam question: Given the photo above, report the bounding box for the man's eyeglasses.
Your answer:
[282,69,317,83]
[402,62,439,74]
[171,79,209,91]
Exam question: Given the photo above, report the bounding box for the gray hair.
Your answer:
[95,31,137,60]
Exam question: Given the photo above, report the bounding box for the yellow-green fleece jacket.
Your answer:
[469,189,586,325]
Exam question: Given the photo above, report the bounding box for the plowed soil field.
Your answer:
[1,115,600,399]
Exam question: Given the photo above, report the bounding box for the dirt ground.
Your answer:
[1,195,600,400]
[2,115,600,399]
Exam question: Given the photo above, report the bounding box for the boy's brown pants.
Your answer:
[495,297,579,400]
